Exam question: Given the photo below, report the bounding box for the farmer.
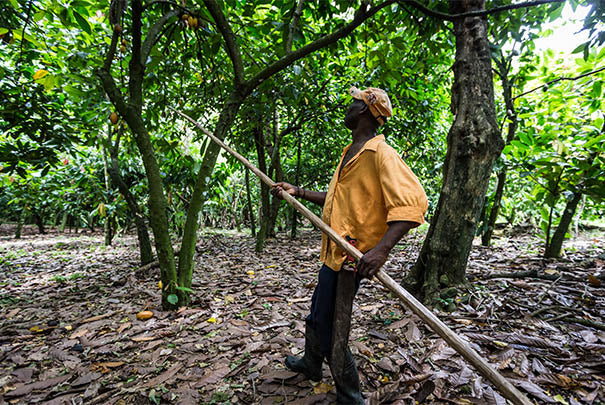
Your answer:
[272,86,428,404]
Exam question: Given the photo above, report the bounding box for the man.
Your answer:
[272,86,428,404]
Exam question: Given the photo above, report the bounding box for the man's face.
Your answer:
[344,99,366,130]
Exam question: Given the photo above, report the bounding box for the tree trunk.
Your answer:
[254,124,270,252]
[15,211,24,239]
[482,54,518,246]
[59,212,67,233]
[267,106,283,236]
[177,93,245,305]
[106,138,154,265]
[573,194,585,236]
[34,212,45,234]
[544,192,583,258]
[291,131,302,239]
[267,159,283,237]
[131,117,177,309]
[245,169,256,237]
[408,0,503,304]
[481,168,507,246]
[102,144,114,246]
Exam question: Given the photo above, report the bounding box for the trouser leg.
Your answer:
[329,267,364,404]
[307,264,339,356]
[284,321,323,381]
[285,264,337,380]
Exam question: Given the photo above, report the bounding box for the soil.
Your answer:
[0,225,603,404]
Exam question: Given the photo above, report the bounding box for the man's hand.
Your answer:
[355,221,417,279]
[271,182,298,200]
[357,246,389,279]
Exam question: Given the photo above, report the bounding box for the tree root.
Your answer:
[481,269,559,280]
[559,317,605,331]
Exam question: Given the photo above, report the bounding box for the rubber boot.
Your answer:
[329,348,364,405]
[284,322,323,381]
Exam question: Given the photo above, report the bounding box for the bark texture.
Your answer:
[544,192,582,258]
[409,0,503,303]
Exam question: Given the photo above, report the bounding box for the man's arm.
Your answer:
[356,220,417,279]
[272,182,326,206]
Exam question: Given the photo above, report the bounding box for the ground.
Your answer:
[0,225,603,405]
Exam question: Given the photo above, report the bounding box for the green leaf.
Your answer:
[583,133,605,149]
[167,294,178,305]
[73,11,92,35]
[571,42,587,55]
[176,286,193,293]
[591,80,602,99]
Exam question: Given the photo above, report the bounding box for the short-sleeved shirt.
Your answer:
[320,135,428,271]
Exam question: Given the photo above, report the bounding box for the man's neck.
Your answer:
[350,124,376,145]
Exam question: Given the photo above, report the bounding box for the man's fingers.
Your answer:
[271,186,284,199]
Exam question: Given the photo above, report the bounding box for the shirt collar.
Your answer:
[342,134,385,155]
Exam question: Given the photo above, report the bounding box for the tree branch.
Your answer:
[286,0,305,54]
[202,0,245,86]
[512,66,605,100]
[400,0,564,21]
[129,0,144,106]
[246,0,397,91]
[142,10,179,62]
[97,69,131,118]
[143,0,192,13]
[102,30,120,72]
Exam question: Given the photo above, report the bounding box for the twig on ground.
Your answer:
[548,312,573,322]
[482,269,559,280]
[529,305,584,318]
[536,275,562,305]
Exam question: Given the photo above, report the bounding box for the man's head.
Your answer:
[345,87,392,131]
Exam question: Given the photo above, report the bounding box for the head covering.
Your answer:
[349,86,392,126]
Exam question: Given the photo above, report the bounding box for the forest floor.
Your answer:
[0,224,603,405]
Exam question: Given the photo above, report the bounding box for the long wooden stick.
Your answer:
[172,108,532,405]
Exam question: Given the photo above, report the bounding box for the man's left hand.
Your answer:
[357,247,389,279]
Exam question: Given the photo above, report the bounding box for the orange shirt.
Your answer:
[320,135,428,271]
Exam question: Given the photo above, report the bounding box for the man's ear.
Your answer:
[358,102,369,115]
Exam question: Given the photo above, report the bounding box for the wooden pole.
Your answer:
[171,108,532,405]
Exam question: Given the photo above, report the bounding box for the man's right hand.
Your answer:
[272,182,298,200]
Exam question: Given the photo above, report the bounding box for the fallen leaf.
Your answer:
[143,363,182,387]
[131,336,156,342]
[5,374,72,397]
[70,328,89,339]
[406,321,421,341]
[72,372,101,387]
[195,364,230,386]
[376,357,397,373]
[517,380,556,403]
[553,394,568,405]
[587,275,600,286]
[116,322,131,334]
[454,318,473,325]
[313,382,333,394]
[91,361,125,373]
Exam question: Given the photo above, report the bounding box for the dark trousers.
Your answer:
[306,264,361,356]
